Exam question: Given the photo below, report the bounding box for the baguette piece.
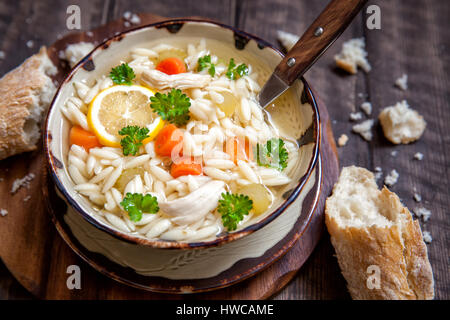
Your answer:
[0,47,57,160]
[325,166,434,300]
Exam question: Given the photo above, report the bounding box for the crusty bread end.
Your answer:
[325,166,434,300]
[0,46,57,160]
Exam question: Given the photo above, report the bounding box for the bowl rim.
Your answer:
[44,18,321,250]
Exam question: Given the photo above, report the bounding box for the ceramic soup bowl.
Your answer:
[44,19,320,250]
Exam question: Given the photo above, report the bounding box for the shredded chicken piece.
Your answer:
[159,180,225,225]
[141,69,211,90]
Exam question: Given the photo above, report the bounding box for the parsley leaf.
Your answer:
[150,89,191,126]
[197,55,216,77]
[225,58,249,80]
[256,138,289,171]
[120,192,159,222]
[118,125,150,156]
[218,192,253,231]
[109,63,136,85]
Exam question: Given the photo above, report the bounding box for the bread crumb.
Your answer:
[337,134,349,147]
[374,167,383,180]
[23,195,31,202]
[277,30,299,51]
[130,14,141,25]
[349,112,363,121]
[122,11,141,26]
[384,169,399,187]
[391,150,398,157]
[61,42,95,68]
[423,231,432,244]
[334,38,371,74]
[395,74,408,91]
[0,208,7,217]
[86,31,94,37]
[414,152,424,160]
[357,92,367,99]
[0,51,5,60]
[379,100,426,144]
[11,173,35,194]
[414,207,432,222]
[413,193,422,202]
[352,119,374,141]
[360,102,372,116]
[123,11,132,20]
[26,40,34,48]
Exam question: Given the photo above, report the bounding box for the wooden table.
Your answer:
[0,0,448,300]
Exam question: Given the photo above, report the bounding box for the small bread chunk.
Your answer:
[60,42,95,68]
[349,112,363,121]
[422,231,432,244]
[352,119,374,141]
[334,38,371,74]
[0,47,57,160]
[337,134,349,147]
[276,30,299,51]
[379,100,426,144]
[395,74,408,91]
[360,102,372,115]
[325,166,434,300]
[384,169,399,187]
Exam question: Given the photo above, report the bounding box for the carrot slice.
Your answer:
[156,57,187,75]
[224,136,254,164]
[70,126,102,151]
[155,124,184,158]
[170,158,202,178]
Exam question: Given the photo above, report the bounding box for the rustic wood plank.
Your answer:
[113,0,236,25]
[0,0,114,301]
[238,0,366,299]
[362,0,450,300]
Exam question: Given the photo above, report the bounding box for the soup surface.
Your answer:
[62,37,300,242]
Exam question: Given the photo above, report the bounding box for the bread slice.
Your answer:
[334,38,371,74]
[0,47,57,160]
[325,166,434,300]
[379,100,426,144]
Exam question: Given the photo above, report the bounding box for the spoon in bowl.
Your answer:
[258,0,368,108]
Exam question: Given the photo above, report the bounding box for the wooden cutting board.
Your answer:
[0,14,339,299]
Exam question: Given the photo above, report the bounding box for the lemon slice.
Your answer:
[87,85,163,147]
[143,116,165,144]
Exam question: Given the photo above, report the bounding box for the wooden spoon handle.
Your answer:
[275,0,368,85]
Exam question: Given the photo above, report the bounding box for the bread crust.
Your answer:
[325,167,434,300]
[335,58,357,74]
[0,47,56,160]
